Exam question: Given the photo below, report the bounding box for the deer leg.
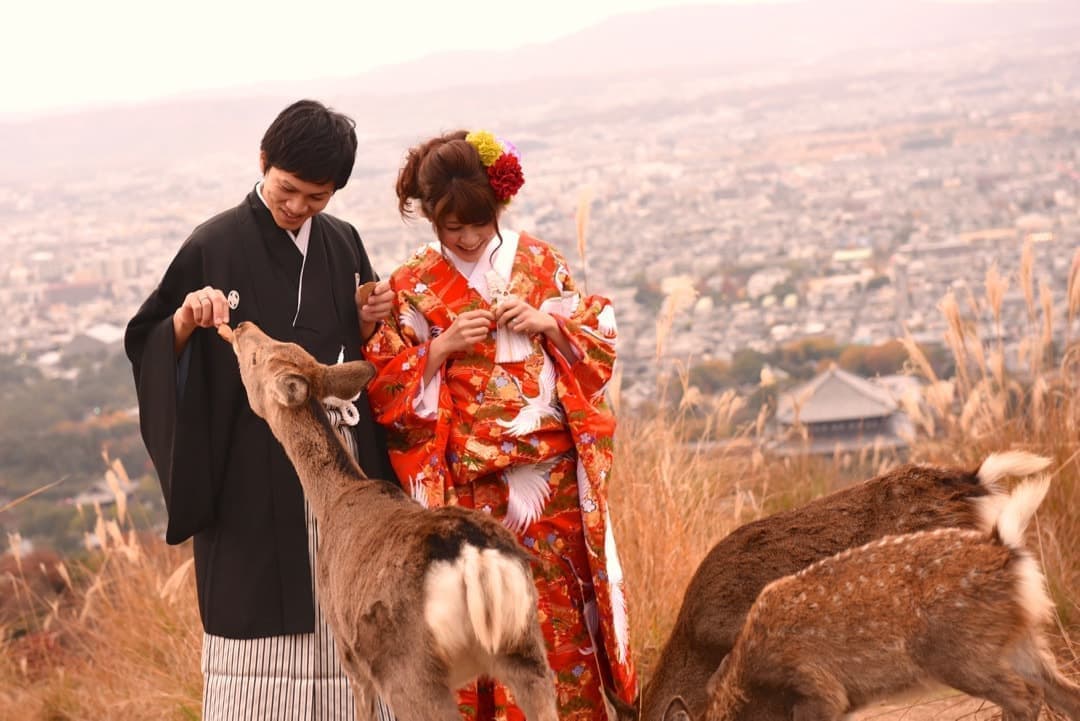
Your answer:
[332,639,380,721]
[970,679,1042,721]
[378,677,460,721]
[348,678,376,721]
[1042,672,1080,721]
[1005,634,1080,721]
[932,663,1043,721]
[492,640,559,721]
[1034,651,1080,720]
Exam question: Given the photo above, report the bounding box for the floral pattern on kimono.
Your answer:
[364,231,637,710]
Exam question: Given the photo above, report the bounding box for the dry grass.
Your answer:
[611,250,1080,687]
[0,459,202,721]
[1,254,1078,719]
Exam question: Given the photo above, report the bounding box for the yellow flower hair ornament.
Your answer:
[466,130,525,203]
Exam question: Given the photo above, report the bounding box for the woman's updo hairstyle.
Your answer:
[395,131,500,232]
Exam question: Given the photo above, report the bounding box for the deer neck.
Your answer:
[268,396,371,520]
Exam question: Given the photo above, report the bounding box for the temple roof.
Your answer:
[776,364,898,424]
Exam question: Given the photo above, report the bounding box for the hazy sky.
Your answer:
[5,0,782,119]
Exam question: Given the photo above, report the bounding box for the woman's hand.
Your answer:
[425,309,495,384]
[434,309,495,356]
[492,295,556,336]
[494,294,578,360]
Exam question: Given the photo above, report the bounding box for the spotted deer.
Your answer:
[664,476,1080,721]
[635,452,1052,721]
[222,321,557,721]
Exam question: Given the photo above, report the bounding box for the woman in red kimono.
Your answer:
[364,130,637,721]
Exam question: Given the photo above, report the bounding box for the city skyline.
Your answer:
[1,0,1077,550]
[2,0,1077,389]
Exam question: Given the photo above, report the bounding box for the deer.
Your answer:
[663,475,1080,721]
[220,321,557,721]
[634,452,1053,721]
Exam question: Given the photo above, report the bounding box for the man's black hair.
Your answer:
[260,100,357,190]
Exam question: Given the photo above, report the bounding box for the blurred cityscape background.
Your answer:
[1,0,1078,552]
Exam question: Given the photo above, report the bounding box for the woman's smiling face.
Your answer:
[437,214,497,262]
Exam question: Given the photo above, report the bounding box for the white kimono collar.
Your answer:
[429,230,530,362]
[428,229,520,302]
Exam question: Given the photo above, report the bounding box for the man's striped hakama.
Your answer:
[201,406,395,721]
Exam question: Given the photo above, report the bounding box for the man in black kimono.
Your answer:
[125,99,397,721]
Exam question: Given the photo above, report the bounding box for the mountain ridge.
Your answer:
[1,0,1076,181]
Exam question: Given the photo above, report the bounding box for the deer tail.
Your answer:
[993,475,1051,549]
[977,452,1052,490]
[462,545,534,655]
[992,476,1054,628]
[972,452,1051,532]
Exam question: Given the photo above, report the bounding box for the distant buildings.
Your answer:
[65,322,125,359]
[0,35,1077,433]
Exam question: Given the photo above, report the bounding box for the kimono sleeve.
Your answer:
[541,246,619,401]
[362,287,439,452]
[123,241,217,544]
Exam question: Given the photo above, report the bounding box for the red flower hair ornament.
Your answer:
[466,130,525,204]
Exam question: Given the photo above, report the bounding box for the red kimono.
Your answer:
[364,231,637,720]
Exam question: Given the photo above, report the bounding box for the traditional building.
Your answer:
[771,365,913,456]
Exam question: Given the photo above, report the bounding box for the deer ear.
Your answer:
[663,697,691,721]
[322,360,376,401]
[272,373,310,407]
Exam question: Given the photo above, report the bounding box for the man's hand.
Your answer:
[359,280,393,325]
[357,280,393,341]
[173,286,228,354]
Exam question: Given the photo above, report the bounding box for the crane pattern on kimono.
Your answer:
[496,351,565,436]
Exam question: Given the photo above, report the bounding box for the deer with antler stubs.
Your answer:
[221,321,557,721]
